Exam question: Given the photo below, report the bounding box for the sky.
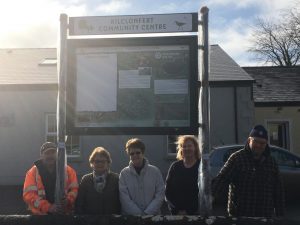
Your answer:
[0,0,299,66]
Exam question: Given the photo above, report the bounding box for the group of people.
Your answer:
[23,125,285,217]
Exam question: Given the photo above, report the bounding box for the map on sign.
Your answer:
[73,45,191,128]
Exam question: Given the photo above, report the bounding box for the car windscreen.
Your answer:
[223,147,241,162]
[270,147,300,168]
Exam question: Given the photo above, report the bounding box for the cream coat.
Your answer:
[119,159,165,215]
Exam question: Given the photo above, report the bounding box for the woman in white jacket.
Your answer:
[119,138,165,215]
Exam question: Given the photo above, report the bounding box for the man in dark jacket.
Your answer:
[212,125,285,217]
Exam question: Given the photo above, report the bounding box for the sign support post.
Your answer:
[198,6,212,215]
[55,13,68,207]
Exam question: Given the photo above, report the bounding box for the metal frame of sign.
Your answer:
[66,35,198,135]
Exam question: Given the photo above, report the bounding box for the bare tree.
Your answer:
[286,8,300,49]
[249,5,300,66]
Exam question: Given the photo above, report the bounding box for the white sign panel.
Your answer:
[154,79,188,94]
[119,74,151,89]
[69,13,195,35]
[76,54,117,112]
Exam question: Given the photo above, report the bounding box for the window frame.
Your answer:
[265,119,292,150]
[39,58,57,66]
[166,135,178,159]
[45,113,82,159]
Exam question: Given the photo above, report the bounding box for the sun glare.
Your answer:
[0,1,44,32]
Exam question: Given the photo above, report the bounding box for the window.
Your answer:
[46,114,81,157]
[223,147,241,163]
[266,121,290,149]
[39,58,57,66]
[271,148,300,168]
[167,135,178,156]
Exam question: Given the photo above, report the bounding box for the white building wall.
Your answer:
[0,84,254,185]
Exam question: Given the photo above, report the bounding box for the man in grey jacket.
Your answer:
[119,138,165,215]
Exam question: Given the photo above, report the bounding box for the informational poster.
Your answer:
[66,36,198,134]
[76,53,117,112]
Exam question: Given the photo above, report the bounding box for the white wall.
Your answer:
[0,84,254,185]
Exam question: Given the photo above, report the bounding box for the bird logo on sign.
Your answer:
[78,19,94,32]
[175,20,186,30]
[174,20,186,30]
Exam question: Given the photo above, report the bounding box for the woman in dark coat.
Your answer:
[165,135,201,215]
[75,147,120,215]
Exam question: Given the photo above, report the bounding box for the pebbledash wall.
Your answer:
[0,46,254,185]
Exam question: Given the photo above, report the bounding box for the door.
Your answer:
[267,121,290,149]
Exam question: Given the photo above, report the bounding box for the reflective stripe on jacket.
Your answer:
[23,165,78,215]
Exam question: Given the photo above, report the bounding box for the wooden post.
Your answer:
[55,13,68,206]
[198,6,212,215]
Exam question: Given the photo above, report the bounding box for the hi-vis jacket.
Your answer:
[23,165,78,215]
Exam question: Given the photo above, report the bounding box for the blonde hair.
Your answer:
[176,135,200,160]
[89,147,112,164]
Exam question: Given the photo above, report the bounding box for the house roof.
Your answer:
[0,48,57,85]
[210,45,253,82]
[243,66,300,104]
[0,45,252,85]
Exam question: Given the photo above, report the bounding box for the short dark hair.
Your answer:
[125,138,145,154]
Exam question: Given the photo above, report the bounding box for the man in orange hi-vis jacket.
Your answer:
[23,142,78,215]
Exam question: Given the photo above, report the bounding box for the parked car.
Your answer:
[210,144,300,204]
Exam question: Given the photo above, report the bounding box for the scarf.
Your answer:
[93,171,107,193]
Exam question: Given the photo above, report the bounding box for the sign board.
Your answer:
[69,13,198,35]
[66,35,198,135]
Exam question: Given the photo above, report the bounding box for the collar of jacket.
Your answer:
[244,142,271,158]
[34,159,56,172]
[93,170,108,180]
[129,158,149,175]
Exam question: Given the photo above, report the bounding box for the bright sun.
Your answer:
[0,0,60,35]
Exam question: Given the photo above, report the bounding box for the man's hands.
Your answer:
[48,197,68,214]
[57,197,68,214]
[177,210,187,215]
[48,204,59,214]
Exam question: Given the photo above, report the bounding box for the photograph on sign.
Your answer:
[66,36,198,135]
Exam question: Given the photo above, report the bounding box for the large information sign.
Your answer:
[66,36,198,135]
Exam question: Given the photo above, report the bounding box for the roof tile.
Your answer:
[0,45,253,85]
[243,66,300,103]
